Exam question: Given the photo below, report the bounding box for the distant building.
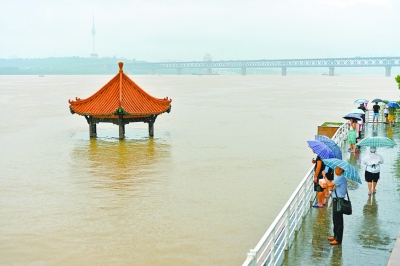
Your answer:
[203,53,212,61]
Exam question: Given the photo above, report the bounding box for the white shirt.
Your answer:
[363,152,384,173]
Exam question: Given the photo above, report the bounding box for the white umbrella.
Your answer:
[350,108,365,114]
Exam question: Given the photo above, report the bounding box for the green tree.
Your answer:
[395,74,400,89]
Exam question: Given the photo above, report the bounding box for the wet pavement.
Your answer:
[282,122,400,266]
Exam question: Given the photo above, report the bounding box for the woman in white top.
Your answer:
[363,147,384,195]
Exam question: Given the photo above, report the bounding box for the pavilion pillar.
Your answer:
[241,68,246,76]
[89,122,97,138]
[385,67,391,77]
[329,67,334,76]
[207,68,212,75]
[177,68,182,75]
[88,116,97,138]
[118,114,125,140]
[281,67,287,76]
[149,122,154,137]
[147,115,157,137]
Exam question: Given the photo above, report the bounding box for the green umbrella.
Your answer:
[371,98,383,103]
[356,136,396,147]
[383,100,389,104]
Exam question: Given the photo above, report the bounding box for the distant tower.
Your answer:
[91,15,98,58]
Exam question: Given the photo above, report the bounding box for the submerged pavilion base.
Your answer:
[85,115,157,140]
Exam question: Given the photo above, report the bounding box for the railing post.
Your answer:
[294,190,299,230]
[246,249,257,266]
[303,177,310,218]
[284,208,290,250]
[270,230,276,264]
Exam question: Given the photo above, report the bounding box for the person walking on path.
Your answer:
[372,102,380,124]
[347,118,357,153]
[323,166,347,245]
[384,106,389,124]
[363,147,383,195]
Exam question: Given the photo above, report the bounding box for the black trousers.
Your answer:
[332,199,344,243]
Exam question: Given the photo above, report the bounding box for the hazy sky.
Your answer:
[1,0,399,61]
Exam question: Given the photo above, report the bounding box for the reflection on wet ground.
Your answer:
[282,123,400,265]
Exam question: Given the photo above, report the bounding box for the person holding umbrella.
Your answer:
[362,147,384,195]
[384,106,389,124]
[372,101,381,124]
[358,103,367,124]
[386,101,400,126]
[312,155,327,208]
[307,140,335,208]
[322,158,362,245]
[388,106,395,127]
[323,166,348,245]
[347,118,357,153]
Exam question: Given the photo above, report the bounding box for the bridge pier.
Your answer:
[385,67,391,76]
[207,68,212,75]
[150,69,155,75]
[329,67,334,76]
[177,68,181,75]
[241,68,246,76]
[281,67,287,76]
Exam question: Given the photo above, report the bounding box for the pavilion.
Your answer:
[68,62,172,139]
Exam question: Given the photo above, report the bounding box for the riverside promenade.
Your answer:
[282,122,400,266]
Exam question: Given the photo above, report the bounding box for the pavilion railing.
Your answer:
[242,122,349,266]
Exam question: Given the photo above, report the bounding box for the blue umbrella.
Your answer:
[387,102,400,108]
[322,158,362,184]
[343,113,362,121]
[315,135,342,159]
[307,140,335,159]
[354,99,368,104]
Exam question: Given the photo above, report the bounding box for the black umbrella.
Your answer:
[343,113,362,120]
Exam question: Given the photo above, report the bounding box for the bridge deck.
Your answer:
[281,122,400,266]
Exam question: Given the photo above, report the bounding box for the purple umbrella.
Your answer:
[307,140,335,159]
[315,135,342,159]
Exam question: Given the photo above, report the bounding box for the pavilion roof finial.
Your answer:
[119,62,124,73]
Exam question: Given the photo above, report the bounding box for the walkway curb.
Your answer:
[387,229,400,266]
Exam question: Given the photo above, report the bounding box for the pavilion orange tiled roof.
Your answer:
[68,62,172,118]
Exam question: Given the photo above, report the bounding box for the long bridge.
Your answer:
[122,56,400,76]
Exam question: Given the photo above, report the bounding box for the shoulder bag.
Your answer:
[334,189,352,215]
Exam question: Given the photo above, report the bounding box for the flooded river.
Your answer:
[0,74,398,265]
